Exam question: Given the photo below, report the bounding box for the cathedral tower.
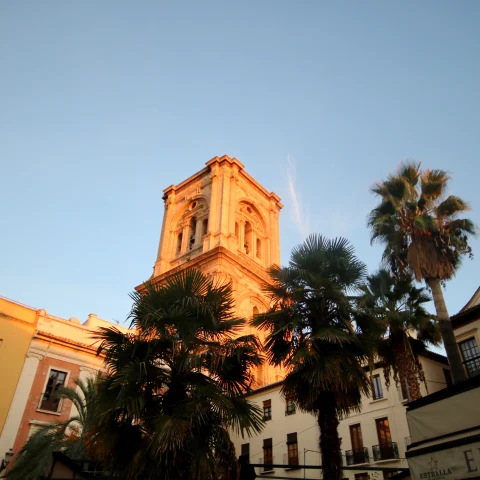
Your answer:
[141,155,283,386]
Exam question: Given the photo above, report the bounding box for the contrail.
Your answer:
[287,154,309,238]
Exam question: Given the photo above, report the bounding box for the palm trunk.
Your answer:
[428,278,466,384]
[317,392,342,480]
[393,334,422,401]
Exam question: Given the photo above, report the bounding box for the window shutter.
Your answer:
[286,433,297,444]
[263,438,272,449]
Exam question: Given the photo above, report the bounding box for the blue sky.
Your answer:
[1,1,479,325]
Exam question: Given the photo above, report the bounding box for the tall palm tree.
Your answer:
[6,375,103,480]
[91,268,264,480]
[253,234,370,480]
[368,162,476,383]
[356,269,441,401]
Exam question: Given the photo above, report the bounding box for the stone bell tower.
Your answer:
[142,155,284,387]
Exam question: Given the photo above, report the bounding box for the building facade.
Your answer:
[0,297,128,471]
[141,155,285,386]
[0,298,39,442]
[452,287,480,379]
[231,352,449,479]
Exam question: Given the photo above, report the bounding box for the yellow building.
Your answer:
[0,297,38,439]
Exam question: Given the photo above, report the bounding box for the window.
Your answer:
[459,338,480,377]
[348,424,368,464]
[235,222,239,238]
[443,368,453,387]
[285,394,296,416]
[188,217,196,249]
[285,396,296,416]
[371,374,383,400]
[399,377,411,402]
[202,219,208,236]
[263,438,273,471]
[355,474,369,480]
[241,443,250,463]
[376,418,392,446]
[40,369,67,412]
[244,222,252,254]
[286,433,298,466]
[350,424,364,451]
[263,399,272,420]
[252,306,259,318]
[256,238,262,259]
[176,232,183,255]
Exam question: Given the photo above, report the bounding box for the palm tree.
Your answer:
[6,375,103,480]
[253,234,370,480]
[368,162,476,383]
[91,268,263,480]
[356,269,441,401]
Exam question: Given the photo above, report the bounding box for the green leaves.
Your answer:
[89,268,263,479]
[368,160,476,281]
[257,234,370,423]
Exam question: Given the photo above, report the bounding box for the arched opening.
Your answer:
[202,218,208,236]
[252,306,259,319]
[235,222,239,238]
[189,217,196,250]
[244,221,252,255]
[176,232,183,255]
[256,238,262,259]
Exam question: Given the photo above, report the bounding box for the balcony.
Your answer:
[282,453,300,469]
[257,456,275,474]
[372,442,399,461]
[345,447,369,465]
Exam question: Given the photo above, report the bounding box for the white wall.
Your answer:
[231,355,449,479]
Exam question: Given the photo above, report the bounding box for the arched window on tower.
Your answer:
[189,217,196,250]
[176,232,183,255]
[256,238,262,259]
[202,218,208,236]
[252,306,259,319]
[244,221,252,255]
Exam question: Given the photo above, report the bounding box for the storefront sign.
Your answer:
[409,442,480,480]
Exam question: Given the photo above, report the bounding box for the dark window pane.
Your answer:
[459,338,480,377]
[372,374,383,400]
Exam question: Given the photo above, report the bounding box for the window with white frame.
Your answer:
[39,369,67,412]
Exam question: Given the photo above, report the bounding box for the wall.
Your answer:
[0,306,130,467]
[0,298,38,437]
[231,355,449,479]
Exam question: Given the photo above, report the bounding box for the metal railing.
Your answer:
[372,442,399,461]
[282,453,299,467]
[258,456,275,472]
[345,447,369,465]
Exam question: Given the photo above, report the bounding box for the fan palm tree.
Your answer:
[368,162,476,383]
[91,268,264,480]
[6,375,103,480]
[252,234,370,480]
[356,269,441,401]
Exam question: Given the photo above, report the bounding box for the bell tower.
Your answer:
[142,155,283,387]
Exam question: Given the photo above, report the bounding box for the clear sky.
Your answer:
[1,1,479,326]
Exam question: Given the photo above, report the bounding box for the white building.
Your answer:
[231,351,449,480]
